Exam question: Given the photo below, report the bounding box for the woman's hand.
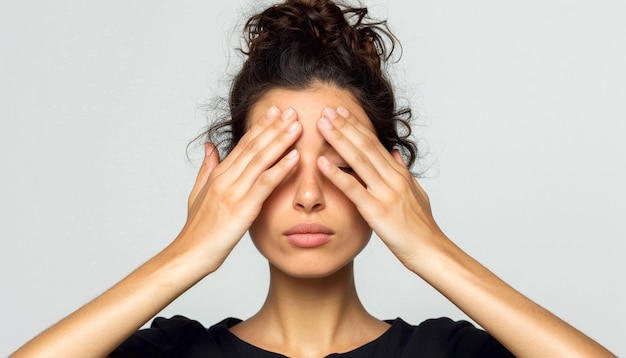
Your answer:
[316,105,616,357]
[9,106,303,358]
[315,105,440,268]
[173,106,302,273]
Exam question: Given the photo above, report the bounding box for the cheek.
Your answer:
[249,189,285,238]
[256,186,287,217]
[330,192,370,229]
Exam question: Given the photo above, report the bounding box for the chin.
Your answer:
[270,257,355,279]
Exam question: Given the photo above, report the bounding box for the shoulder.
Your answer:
[379,317,514,358]
[110,316,242,358]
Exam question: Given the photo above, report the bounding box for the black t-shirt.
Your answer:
[110,316,514,357]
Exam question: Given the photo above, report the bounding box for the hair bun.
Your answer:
[244,0,395,70]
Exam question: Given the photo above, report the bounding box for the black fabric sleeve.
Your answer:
[405,317,515,358]
[109,315,221,358]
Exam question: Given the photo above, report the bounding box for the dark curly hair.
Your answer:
[204,0,418,168]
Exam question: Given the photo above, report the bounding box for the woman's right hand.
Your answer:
[10,107,302,358]
[171,106,302,274]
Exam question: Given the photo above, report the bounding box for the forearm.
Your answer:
[11,243,210,358]
[410,235,616,358]
[11,112,297,357]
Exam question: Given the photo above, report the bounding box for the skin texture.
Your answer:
[11,84,616,357]
[231,86,390,356]
[248,86,373,279]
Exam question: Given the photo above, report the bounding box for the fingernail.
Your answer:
[318,155,330,168]
[281,107,294,120]
[319,116,333,130]
[266,106,280,119]
[323,106,337,120]
[336,106,349,118]
[287,120,300,133]
[286,149,299,159]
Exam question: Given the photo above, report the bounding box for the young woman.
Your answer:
[12,0,616,357]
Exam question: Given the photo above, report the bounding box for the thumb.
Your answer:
[204,142,220,172]
[391,149,407,168]
[189,142,220,206]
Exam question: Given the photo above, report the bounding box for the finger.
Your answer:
[246,149,301,201]
[189,142,220,206]
[205,142,220,171]
[216,107,298,180]
[234,112,302,190]
[335,106,401,170]
[224,108,300,185]
[317,155,376,208]
[216,105,282,173]
[335,106,376,140]
[317,108,389,190]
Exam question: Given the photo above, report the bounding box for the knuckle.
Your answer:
[355,151,370,166]
[355,135,377,151]
[369,201,386,217]
[389,173,408,190]
[246,136,265,154]
[271,116,286,130]
[256,171,276,188]
[220,190,240,208]
[327,127,343,141]
[333,117,347,129]
[378,189,394,206]
[250,149,274,168]
[208,176,230,197]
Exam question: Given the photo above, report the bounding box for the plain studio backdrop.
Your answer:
[1,0,624,355]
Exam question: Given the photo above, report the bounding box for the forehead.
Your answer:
[248,83,375,132]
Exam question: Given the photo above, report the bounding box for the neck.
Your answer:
[234,261,387,357]
[262,262,365,325]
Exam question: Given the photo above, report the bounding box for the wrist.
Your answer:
[158,233,223,282]
[399,230,460,278]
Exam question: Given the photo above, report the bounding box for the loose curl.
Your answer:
[203,0,418,169]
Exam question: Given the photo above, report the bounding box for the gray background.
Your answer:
[1,0,624,355]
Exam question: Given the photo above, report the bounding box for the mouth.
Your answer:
[282,222,334,248]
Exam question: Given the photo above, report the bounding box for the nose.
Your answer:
[292,162,325,212]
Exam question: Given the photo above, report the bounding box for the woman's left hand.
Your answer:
[316,106,619,358]
[316,106,445,269]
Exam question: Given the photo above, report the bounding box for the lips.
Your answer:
[283,223,334,248]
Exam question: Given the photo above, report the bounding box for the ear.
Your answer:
[391,149,407,168]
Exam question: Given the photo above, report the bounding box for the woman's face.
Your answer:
[248,83,374,278]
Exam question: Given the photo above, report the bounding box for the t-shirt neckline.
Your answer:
[214,317,405,357]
